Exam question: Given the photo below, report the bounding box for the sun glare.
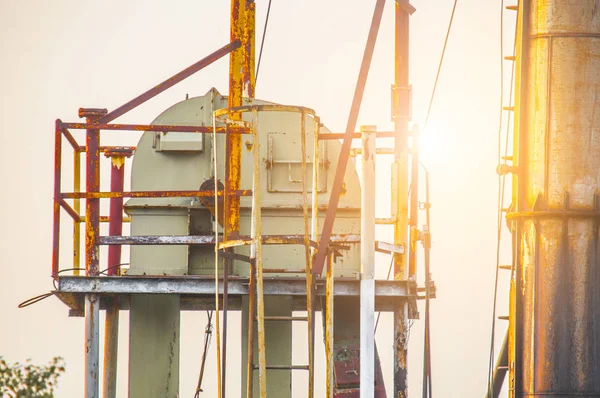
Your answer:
[418,122,450,167]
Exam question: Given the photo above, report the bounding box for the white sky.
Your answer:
[0,1,515,397]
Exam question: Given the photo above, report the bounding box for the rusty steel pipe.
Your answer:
[102,149,131,398]
[81,108,106,276]
[393,1,414,397]
[76,146,137,154]
[313,0,386,276]
[81,108,106,398]
[509,0,600,396]
[106,149,132,275]
[224,7,254,393]
[408,125,419,279]
[325,253,335,398]
[52,119,62,278]
[61,189,252,199]
[73,150,82,275]
[211,105,223,398]
[243,0,256,98]
[61,122,248,135]
[225,0,248,240]
[97,41,241,124]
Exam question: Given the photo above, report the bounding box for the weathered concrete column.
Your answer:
[129,295,180,398]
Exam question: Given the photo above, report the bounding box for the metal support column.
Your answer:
[325,253,335,398]
[301,112,315,398]
[103,148,132,398]
[81,107,107,398]
[360,126,376,398]
[85,295,100,398]
[226,4,254,397]
[392,2,415,397]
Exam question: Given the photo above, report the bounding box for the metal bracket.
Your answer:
[396,0,417,15]
[391,84,412,121]
[375,241,405,255]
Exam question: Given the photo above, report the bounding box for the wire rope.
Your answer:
[424,0,459,129]
[255,0,273,85]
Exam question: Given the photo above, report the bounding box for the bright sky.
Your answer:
[0,1,515,397]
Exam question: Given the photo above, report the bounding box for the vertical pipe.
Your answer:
[103,149,131,398]
[250,109,267,397]
[246,258,256,398]
[105,150,130,275]
[392,2,414,396]
[485,330,508,398]
[81,108,106,276]
[212,115,222,398]
[73,149,81,275]
[226,0,246,237]
[243,0,256,98]
[221,254,229,398]
[80,108,106,398]
[301,112,315,398]
[85,294,100,398]
[314,116,324,398]
[409,125,419,278]
[311,116,320,242]
[52,119,62,278]
[325,253,335,398]
[360,126,376,398]
[103,300,119,398]
[225,4,254,391]
[421,168,433,398]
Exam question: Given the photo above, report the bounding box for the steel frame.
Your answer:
[48,1,433,396]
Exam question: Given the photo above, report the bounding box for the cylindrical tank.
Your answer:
[510,1,600,395]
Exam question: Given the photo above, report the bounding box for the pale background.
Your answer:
[0,1,514,397]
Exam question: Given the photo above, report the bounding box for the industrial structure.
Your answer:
[48,1,436,397]
[42,0,600,397]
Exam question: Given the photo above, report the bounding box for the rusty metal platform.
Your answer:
[55,275,420,314]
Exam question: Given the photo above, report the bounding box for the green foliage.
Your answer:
[0,357,65,398]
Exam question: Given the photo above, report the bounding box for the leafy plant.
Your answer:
[0,357,65,398]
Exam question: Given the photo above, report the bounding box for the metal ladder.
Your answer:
[213,106,321,398]
[245,109,319,398]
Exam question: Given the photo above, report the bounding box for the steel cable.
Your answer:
[194,311,214,398]
[255,0,273,86]
[424,0,459,129]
